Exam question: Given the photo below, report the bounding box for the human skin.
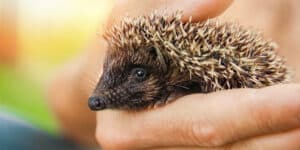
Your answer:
[97,84,300,150]
[47,0,300,149]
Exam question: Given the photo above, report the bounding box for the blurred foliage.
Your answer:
[0,65,57,133]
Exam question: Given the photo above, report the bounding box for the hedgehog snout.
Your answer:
[88,85,133,110]
[88,96,107,111]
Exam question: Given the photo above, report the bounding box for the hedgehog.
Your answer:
[88,11,290,111]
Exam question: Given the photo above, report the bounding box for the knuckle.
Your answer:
[253,84,300,132]
[244,89,276,132]
[189,122,226,147]
[252,103,277,134]
[252,103,274,131]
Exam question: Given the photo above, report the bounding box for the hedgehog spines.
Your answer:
[104,11,290,91]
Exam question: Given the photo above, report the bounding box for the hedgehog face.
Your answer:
[88,46,173,110]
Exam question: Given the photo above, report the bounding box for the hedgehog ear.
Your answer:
[148,46,167,73]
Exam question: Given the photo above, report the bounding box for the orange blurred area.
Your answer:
[0,0,17,64]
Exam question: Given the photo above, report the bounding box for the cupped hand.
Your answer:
[96,84,300,150]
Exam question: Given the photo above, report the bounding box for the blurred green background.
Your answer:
[0,65,57,132]
[0,0,113,133]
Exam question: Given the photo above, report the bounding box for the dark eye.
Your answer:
[131,68,147,81]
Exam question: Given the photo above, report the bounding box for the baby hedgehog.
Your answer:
[88,12,290,111]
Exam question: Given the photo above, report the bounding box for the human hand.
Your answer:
[96,84,300,150]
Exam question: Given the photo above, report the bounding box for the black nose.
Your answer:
[88,96,107,111]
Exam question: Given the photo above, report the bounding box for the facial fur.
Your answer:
[89,45,185,110]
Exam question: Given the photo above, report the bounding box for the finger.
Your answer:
[151,147,208,150]
[142,84,300,148]
[229,128,300,150]
[152,128,300,150]
[151,146,223,150]
[107,0,233,25]
[169,0,233,22]
[96,84,300,149]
